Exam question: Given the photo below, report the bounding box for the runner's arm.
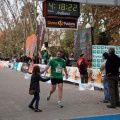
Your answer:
[40,65,50,74]
[64,67,68,79]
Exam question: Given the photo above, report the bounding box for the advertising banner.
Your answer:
[25,34,37,58]
[0,61,104,89]
[1,61,7,67]
[46,18,78,29]
[21,63,29,73]
[28,63,47,76]
[74,27,92,61]
[26,36,31,56]
[28,63,39,74]
[92,45,120,69]
[0,61,2,67]
[79,83,94,90]
[92,45,120,88]
[29,34,37,58]
[27,64,92,84]
[28,63,34,73]
[5,61,9,68]
[17,62,23,71]
[12,62,18,70]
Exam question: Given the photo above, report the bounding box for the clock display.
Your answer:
[46,1,80,17]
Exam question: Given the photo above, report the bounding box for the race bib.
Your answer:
[56,65,62,73]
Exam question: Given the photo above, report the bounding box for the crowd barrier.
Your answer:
[0,61,103,90]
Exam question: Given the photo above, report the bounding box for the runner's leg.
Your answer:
[58,83,63,101]
[47,84,56,100]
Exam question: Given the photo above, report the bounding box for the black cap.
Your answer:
[80,53,84,57]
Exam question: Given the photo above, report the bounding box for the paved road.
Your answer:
[0,68,120,120]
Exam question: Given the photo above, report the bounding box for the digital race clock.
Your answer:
[46,1,80,17]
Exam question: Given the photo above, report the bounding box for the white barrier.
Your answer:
[0,61,103,89]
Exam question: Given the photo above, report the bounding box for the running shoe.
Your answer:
[35,109,42,112]
[57,101,63,108]
[28,105,35,110]
[47,94,51,101]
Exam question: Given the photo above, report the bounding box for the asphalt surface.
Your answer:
[0,67,120,120]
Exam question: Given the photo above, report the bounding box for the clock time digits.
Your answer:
[73,4,78,11]
[68,4,72,11]
[58,3,78,12]
[59,3,65,11]
[49,2,54,9]
[46,1,80,17]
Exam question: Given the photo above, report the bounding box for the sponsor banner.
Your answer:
[21,63,29,73]
[25,34,37,58]
[12,62,19,70]
[45,66,92,84]
[92,69,102,84]
[28,63,47,76]
[0,61,104,89]
[17,62,23,71]
[26,36,31,56]
[28,63,38,74]
[0,61,2,67]
[9,62,14,69]
[79,83,94,90]
[28,63,34,73]
[5,61,9,68]
[74,27,92,61]
[45,18,78,29]
[30,34,37,58]
[1,61,7,67]
[92,45,120,88]
[92,45,120,69]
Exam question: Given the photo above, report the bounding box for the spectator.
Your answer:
[34,56,40,64]
[43,50,48,65]
[106,47,120,108]
[100,52,110,103]
[28,66,50,112]
[76,53,89,83]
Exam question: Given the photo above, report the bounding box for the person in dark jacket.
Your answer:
[28,66,50,112]
[106,47,120,108]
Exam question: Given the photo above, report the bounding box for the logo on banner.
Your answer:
[58,20,64,27]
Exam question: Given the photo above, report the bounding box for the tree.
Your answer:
[79,5,120,45]
[61,30,75,55]
[0,0,42,57]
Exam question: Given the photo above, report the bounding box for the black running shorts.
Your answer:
[51,78,63,85]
